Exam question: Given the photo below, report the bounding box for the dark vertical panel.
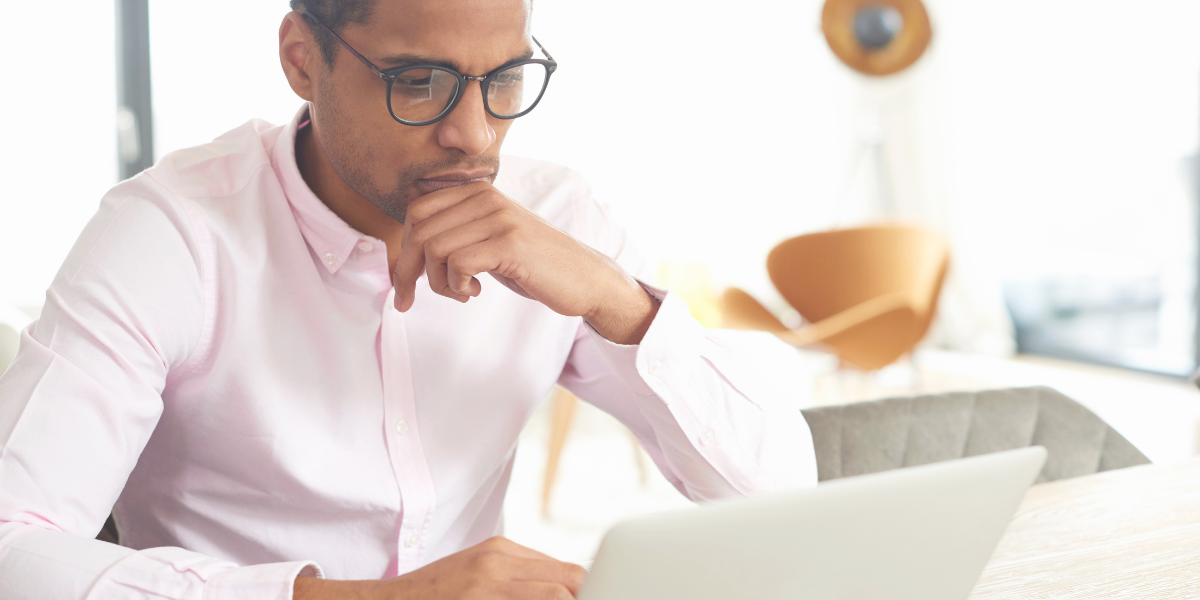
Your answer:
[116,0,154,179]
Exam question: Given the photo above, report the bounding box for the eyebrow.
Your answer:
[376,49,536,72]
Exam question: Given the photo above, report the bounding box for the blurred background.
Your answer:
[2,0,1199,564]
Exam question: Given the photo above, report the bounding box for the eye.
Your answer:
[392,68,438,102]
[492,69,525,88]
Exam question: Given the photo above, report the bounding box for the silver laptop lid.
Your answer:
[579,446,1046,600]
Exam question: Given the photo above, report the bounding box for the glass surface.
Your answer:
[387,62,550,123]
[390,68,461,123]
[486,63,550,117]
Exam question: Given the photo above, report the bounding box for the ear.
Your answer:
[279,11,319,102]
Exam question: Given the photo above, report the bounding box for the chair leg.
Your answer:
[542,386,578,519]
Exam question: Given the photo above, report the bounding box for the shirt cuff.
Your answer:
[583,280,706,397]
[205,560,324,600]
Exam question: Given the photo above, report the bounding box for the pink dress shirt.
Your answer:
[0,106,817,599]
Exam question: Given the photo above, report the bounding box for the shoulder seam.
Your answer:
[136,175,217,379]
[144,160,275,202]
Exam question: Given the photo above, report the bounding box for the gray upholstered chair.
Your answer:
[801,386,1149,483]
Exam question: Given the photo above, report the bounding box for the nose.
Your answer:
[435,80,497,155]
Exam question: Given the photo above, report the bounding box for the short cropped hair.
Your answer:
[290,0,376,68]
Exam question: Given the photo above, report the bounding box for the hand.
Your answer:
[293,537,587,600]
[391,182,658,344]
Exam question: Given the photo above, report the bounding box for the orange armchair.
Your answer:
[722,225,949,371]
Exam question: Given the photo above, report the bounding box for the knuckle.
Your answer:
[446,253,468,274]
[568,564,587,583]
[491,206,518,227]
[543,584,573,600]
[472,549,506,575]
[485,191,508,209]
[407,199,436,222]
[425,235,450,259]
[408,224,428,247]
[492,213,516,231]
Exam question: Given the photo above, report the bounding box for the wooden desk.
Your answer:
[970,458,1200,599]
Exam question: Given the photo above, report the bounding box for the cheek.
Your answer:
[320,82,432,180]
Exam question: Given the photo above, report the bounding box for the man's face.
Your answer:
[309,0,532,223]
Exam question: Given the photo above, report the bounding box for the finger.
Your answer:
[475,536,564,562]
[392,266,426,311]
[423,219,506,301]
[472,552,586,597]
[395,186,504,311]
[497,581,578,600]
[472,539,587,595]
[503,560,587,597]
[403,180,494,226]
[443,239,522,299]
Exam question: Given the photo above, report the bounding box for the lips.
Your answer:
[415,170,495,194]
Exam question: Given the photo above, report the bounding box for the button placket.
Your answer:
[379,291,438,575]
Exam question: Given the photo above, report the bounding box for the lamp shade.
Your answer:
[822,0,932,76]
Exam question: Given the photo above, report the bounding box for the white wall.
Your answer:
[0,3,117,308]
[149,1,302,160]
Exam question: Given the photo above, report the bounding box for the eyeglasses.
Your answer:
[300,11,557,126]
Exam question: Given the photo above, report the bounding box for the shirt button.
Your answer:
[395,419,409,435]
[405,533,420,548]
[323,252,336,266]
[358,241,374,252]
[699,429,715,444]
[648,359,664,376]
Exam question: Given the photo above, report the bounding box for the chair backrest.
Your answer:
[800,386,1150,484]
[0,305,32,374]
[767,225,950,344]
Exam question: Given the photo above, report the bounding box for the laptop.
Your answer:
[578,446,1046,600]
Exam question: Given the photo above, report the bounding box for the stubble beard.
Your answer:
[312,90,500,225]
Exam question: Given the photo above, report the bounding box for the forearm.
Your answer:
[294,576,380,600]
[564,290,819,501]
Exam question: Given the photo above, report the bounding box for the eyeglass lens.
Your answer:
[389,63,550,123]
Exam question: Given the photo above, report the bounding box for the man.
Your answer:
[0,0,817,598]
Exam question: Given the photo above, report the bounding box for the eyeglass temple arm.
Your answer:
[298,10,388,79]
[531,37,555,63]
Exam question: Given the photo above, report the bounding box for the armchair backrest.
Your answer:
[767,224,950,345]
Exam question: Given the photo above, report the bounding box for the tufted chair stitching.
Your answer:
[899,398,914,468]
[803,386,1149,484]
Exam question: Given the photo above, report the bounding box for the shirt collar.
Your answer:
[271,103,372,275]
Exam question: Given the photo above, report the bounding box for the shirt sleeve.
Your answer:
[555,190,818,501]
[0,177,321,599]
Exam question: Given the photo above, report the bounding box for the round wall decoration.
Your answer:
[821,0,933,76]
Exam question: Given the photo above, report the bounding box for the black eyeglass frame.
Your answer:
[300,11,557,126]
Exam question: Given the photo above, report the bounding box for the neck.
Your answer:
[295,120,405,271]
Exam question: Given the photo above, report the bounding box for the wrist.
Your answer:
[585,276,659,345]
[294,576,382,600]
